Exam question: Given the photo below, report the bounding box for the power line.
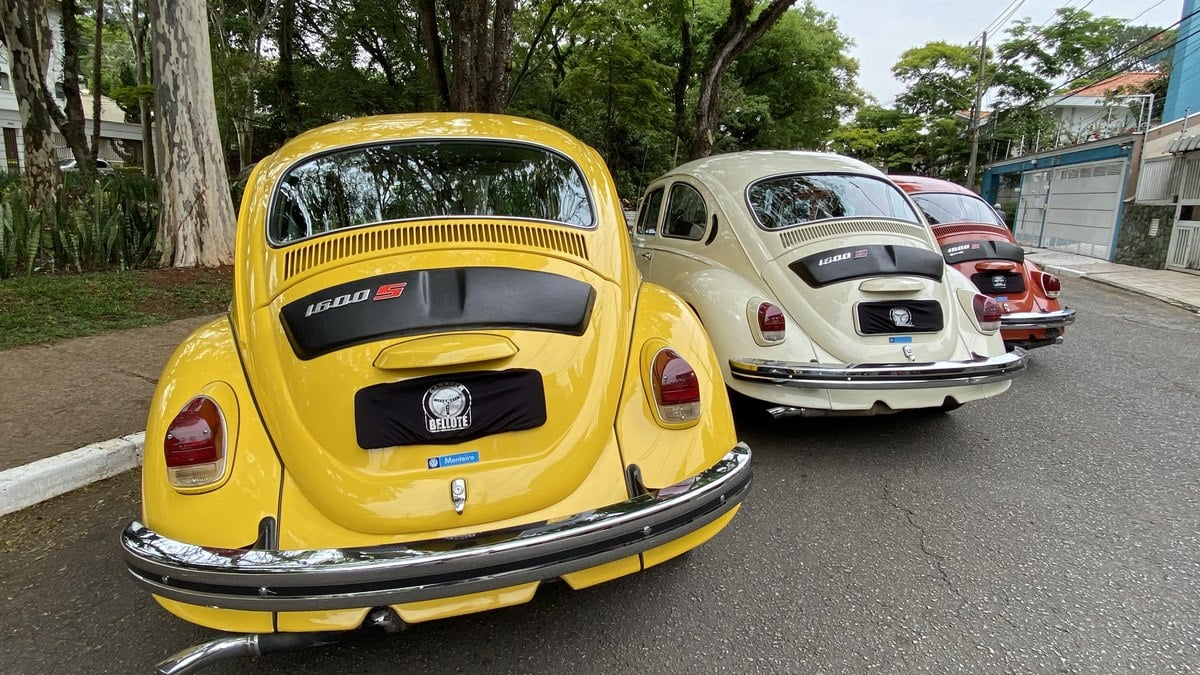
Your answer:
[1127,0,1169,26]
[1032,6,1200,113]
[974,0,1026,42]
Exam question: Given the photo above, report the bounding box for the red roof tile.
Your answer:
[1064,71,1159,97]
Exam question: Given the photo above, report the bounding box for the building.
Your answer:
[0,4,144,171]
[1043,71,1160,147]
[978,3,1200,274]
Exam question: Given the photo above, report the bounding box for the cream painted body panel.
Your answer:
[632,151,1013,412]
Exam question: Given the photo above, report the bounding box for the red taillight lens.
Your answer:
[1037,272,1061,298]
[757,302,786,343]
[972,294,1002,333]
[165,396,226,487]
[652,349,702,423]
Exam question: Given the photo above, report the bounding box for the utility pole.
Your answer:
[966,31,987,189]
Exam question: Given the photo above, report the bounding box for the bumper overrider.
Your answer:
[121,443,751,613]
[1000,307,1076,331]
[728,350,1026,389]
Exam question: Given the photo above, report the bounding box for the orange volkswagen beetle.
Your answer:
[892,176,1076,350]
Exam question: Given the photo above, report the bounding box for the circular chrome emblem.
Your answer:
[423,383,472,433]
[902,345,916,362]
[889,307,914,328]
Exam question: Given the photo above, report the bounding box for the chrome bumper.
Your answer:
[121,443,751,612]
[729,350,1026,389]
[1000,307,1076,330]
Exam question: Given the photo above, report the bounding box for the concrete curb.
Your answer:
[0,432,144,517]
[1036,263,1086,279]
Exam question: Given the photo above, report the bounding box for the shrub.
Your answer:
[0,173,160,279]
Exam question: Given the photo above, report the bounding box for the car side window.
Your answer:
[663,183,707,241]
[636,188,664,236]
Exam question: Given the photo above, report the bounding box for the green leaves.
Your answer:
[0,174,159,280]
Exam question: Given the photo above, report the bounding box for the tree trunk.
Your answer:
[149,0,236,267]
[445,0,514,113]
[672,17,693,161]
[275,0,302,136]
[0,0,60,209]
[684,0,797,161]
[90,0,104,165]
[134,5,154,175]
[58,0,95,181]
[417,0,450,109]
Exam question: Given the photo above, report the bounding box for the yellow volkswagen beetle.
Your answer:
[120,114,750,671]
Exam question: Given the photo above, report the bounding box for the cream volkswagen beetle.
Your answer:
[631,151,1026,416]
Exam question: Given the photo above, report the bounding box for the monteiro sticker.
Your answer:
[427,451,480,469]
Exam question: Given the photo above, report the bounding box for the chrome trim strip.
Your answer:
[121,443,751,612]
[729,351,1026,389]
[1000,307,1076,330]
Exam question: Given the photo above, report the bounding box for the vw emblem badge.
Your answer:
[889,307,914,328]
[902,345,916,362]
[423,383,472,434]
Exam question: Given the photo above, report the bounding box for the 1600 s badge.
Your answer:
[423,383,472,433]
[304,282,407,317]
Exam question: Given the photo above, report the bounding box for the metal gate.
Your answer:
[1166,222,1200,271]
[1168,156,1200,272]
[1014,169,1051,246]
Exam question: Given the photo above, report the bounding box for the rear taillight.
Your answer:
[165,396,227,488]
[757,302,786,343]
[1037,271,1061,299]
[652,348,702,424]
[972,294,1002,333]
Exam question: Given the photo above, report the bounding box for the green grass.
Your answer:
[0,267,231,349]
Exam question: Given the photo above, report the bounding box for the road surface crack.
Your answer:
[883,483,966,615]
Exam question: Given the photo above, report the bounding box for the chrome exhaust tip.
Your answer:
[765,405,820,419]
[156,632,342,675]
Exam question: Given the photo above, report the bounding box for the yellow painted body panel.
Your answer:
[641,508,740,569]
[138,114,745,635]
[155,598,274,634]
[274,430,629,550]
[615,283,738,489]
[560,555,644,590]
[244,253,631,536]
[140,317,282,548]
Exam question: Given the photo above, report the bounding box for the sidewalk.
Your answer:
[1026,248,1200,314]
[0,315,218,514]
[3,251,1199,515]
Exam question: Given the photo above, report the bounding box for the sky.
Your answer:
[810,0,1187,105]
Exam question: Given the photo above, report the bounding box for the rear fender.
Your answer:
[615,282,738,489]
[671,268,820,375]
[141,317,283,550]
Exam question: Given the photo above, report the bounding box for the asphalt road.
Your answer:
[2,280,1197,674]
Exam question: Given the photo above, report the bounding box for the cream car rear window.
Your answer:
[270,140,595,245]
[747,173,920,230]
[911,192,1004,227]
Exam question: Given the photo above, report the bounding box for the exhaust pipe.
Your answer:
[765,403,897,419]
[155,607,405,674]
[156,632,343,675]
